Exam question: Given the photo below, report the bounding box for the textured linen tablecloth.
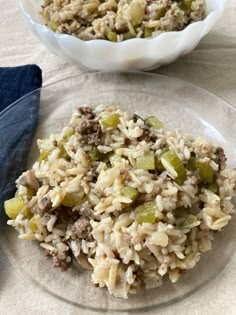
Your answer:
[0,0,236,314]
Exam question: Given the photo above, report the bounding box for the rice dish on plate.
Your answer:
[5,104,236,299]
[41,0,206,41]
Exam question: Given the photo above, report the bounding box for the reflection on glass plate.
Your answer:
[0,72,236,313]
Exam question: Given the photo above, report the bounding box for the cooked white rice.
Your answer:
[5,104,236,299]
[41,0,206,41]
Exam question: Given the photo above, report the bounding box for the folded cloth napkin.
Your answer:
[0,65,42,228]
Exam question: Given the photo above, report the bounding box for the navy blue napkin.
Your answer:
[0,65,42,226]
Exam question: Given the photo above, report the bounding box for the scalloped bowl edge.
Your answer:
[20,0,226,71]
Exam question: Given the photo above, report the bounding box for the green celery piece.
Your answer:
[207,182,219,194]
[161,150,186,185]
[62,191,85,207]
[136,202,156,224]
[143,28,153,38]
[100,114,120,129]
[122,186,138,202]
[136,151,155,171]
[178,214,198,229]
[187,157,197,171]
[145,116,164,129]
[108,32,117,42]
[123,31,134,40]
[88,145,102,161]
[63,129,75,142]
[48,21,58,32]
[198,161,214,183]
[154,7,167,20]
[39,150,49,162]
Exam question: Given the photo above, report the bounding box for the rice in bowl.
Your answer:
[5,104,236,299]
[41,0,206,41]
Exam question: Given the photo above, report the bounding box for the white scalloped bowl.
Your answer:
[20,0,225,71]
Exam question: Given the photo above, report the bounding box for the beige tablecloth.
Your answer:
[1,0,236,314]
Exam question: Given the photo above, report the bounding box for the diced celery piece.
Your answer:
[136,202,156,224]
[25,207,33,218]
[154,7,167,20]
[62,191,85,207]
[84,145,102,161]
[178,214,199,230]
[100,114,120,129]
[89,147,102,161]
[155,155,165,172]
[144,28,153,38]
[108,31,117,42]
[161,150,186,185]
[122,186,138,202]
[179,0,193,11]
[4,196,25,219]
[207,182,219,194]
[39,150,49,162]
[123,31,134,40]
[19,205,33,218]
[63,129,75,142]
[145,116,164,129]
[136,152,155,171]
[27,188,36,198]
[29,215,39,233]
[198,161,214,183]
[48,21,58,32]
[187,157,197,171]
[58,145,69,160]
[183,0,193,9]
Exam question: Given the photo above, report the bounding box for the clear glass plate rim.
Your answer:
[1,71,236,313]
[0,71,236,119]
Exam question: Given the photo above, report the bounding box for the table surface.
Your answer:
[1,0,236,314]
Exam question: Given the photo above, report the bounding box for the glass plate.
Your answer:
[0,72,236,313]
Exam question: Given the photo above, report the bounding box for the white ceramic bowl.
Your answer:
[20,0,225,71]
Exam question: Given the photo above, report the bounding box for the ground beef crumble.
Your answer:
[76,107,102,145]
[72,216,93,241]
[215,146,227,169]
